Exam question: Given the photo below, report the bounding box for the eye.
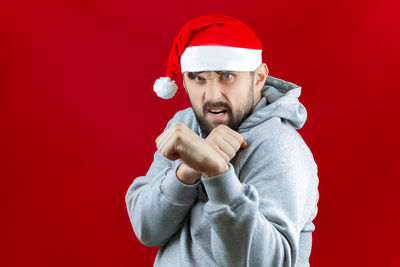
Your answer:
[194,75,205,82]
[223,73,234,80]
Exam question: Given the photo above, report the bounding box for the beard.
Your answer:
[191,84,255,138]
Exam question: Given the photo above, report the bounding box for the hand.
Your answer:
[175,125,247,183]
[156,122,228,178]
[205,124,247,164]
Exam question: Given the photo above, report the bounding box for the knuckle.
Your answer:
[215,124,224,132]
[223,125,230,130]
[176,123,186,133]
[220,124,229,131]
[208,133,217,141]
[175,134,182,143]
[172,122,183,129]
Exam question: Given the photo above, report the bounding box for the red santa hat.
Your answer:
[153,14,263,99]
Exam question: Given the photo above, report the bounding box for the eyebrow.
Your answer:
[187,71,234,79]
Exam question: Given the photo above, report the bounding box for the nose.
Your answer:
[204,80,224,102]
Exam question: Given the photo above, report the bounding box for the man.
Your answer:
[125,14,319,267]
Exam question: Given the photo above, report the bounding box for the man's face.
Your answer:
[183,71,257,138]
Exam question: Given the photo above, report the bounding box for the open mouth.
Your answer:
[207,108,228,120]
[208,108,228,115]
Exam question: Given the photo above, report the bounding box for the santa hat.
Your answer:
[153,14,263,99]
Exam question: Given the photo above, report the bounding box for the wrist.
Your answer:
[203,161,229,178]
[176,162,202,185]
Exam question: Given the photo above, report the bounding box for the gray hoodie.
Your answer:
[125,75,319,267]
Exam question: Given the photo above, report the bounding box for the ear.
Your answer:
[254,63,269,92]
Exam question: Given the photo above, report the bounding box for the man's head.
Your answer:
[183,63,268,137]
[153,14,266,99]
[153,14,268,134]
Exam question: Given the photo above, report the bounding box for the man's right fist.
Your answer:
[155,122,228,178]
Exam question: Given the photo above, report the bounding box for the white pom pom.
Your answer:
[153,77,178,99]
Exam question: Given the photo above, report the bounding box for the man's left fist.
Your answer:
[205,124,247,164]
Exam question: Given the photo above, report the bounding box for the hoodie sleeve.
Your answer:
[125,114,201,247]
[201,128,319,267]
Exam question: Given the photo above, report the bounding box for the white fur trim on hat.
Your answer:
[153,77,178,99]
[180,46,262,72]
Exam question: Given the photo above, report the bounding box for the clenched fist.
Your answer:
[155,122,228,179]
[205,124,247,164]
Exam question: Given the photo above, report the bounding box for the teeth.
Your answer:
[210,109,223,112]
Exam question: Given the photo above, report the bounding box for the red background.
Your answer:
[1,0,399,266]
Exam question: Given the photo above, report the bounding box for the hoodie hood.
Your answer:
[238,75,307,132]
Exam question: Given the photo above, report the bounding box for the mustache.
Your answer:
[202,101,232,114]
